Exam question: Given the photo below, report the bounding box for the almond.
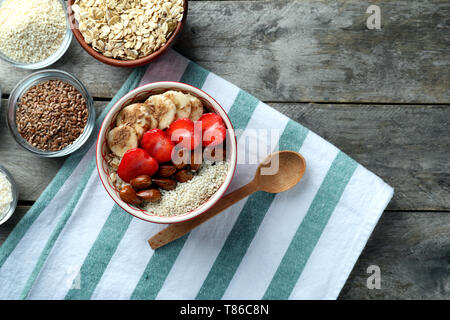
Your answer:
[137,189,161,202]
[153,178,177,190]
[157,164,177,177]
[174,169,194,183]
[130,175,152,190]
[174,162,187,170]
[119,185,141,205]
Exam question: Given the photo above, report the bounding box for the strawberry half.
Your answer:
[165,118,201,150]
[141,129,175,163]
[117,148,159,183]
[199,113,226,147]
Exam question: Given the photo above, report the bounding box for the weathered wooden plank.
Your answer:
[271,103,450,211]
[339,211,450,299]
[175,0,450,103]
[0,1,448,103]
[1,208,448,299]
[0,100,448,210]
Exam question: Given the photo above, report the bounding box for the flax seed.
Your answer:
[15,80,88,151]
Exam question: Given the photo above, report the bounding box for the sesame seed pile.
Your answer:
[0,0,67,63]
[144,161,230,216]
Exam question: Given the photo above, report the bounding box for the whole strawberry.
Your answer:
[198,113,226,147]
[165,118,201,150]
[141,129,175,163]
[118,148,159,183]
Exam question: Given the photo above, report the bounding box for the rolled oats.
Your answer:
[72,0,184,60]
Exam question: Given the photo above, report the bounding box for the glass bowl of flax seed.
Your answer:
[6,69,95,157]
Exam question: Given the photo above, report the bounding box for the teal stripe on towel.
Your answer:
[195,192,276,300]
[128,66,261,300]
[64,205,133,300]
[14,67,147,299]
[0,152,86,268]
[19,158,98,299]
[130,235,189,300]
[263,152,358,299]
[227,91,260,133]
[195,121,309,300]
[279,120,309,151]
[179,62,209,88]
[128,61,211,299]
[0,67,146,271]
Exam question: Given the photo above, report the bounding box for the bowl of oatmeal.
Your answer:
[68,0,187,67]
[96,82,237,224]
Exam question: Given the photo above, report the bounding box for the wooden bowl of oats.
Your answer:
[67,0,187,67]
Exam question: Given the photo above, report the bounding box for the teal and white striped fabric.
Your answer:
[0,50,393,300]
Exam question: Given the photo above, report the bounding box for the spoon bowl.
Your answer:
[256,151,306,193]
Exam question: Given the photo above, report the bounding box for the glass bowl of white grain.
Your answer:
[0,164,18,226]
[0,0,72,69]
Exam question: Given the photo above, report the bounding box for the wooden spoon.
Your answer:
[148,151,306,250]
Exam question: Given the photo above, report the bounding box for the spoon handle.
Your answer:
[148,180,258,250]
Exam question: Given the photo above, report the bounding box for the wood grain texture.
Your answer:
[0,99,107,201]
[174,0,450,103]
[0,39,132,99]
[271,103,450,211]
[339,211,450,300]
[0,0,448,300]
[1,99,447,211]
[1,207,448,299]
[0,1,448,103]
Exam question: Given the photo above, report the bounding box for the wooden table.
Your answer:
[0,0,449,299]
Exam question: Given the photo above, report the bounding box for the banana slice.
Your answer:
[116,103,158,139]
[145,95,177,130]
[107,125,139,157]
[163,90,192,120]
[188,95,203,121]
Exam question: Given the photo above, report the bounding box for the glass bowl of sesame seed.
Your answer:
[6,69,96,157]
[0,0,72,70]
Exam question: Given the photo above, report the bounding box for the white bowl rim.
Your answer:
[96,81,238,224]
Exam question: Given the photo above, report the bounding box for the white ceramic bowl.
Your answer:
[96,81,237,224]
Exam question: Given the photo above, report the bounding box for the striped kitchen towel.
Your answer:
[0,50,393,300]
